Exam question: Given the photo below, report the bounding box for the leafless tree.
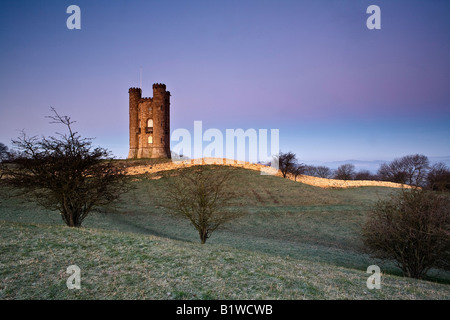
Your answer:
[378,161,406,184]
[161,165,241,244]
[278,151,298,178]
[427,162,450,191]
[315,166,332,179]
[403,154,430,186]
[0,109,130,227]
[303,165,317,177]
[378,154,429,186]
[334,164,355,181]
[289,164,306,181]
[362,188,450,279]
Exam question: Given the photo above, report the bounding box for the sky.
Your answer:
[0,0,449,169]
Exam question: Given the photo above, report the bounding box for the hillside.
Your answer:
[1,220,449,299]
[0,163,449,299]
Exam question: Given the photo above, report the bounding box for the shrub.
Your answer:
[161,165,241,244]
[362,188,450,279]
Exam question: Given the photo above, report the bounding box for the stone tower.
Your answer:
[128,83,171,159]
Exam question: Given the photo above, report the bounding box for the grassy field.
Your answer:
[0,165,449,299]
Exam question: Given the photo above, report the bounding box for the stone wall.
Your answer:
[125,157,413,189]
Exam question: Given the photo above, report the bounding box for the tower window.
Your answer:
[145,119,154,133]
[148,136,153,144]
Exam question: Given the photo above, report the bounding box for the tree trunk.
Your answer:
[199,228,208,244]
[62,209,81,227]
[68,212,75,227]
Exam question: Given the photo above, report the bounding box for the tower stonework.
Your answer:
[128,84,171,159]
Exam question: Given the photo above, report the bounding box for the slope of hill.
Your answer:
[0,163,448,299]
[1,220,449,300]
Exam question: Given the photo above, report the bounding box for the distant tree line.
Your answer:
[277,151,450,191]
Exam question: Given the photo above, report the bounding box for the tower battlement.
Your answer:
[128,87,142,93]
[127,84,171,159]
[152,83,166,90]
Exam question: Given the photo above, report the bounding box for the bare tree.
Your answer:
[303,165,317,177]
[1,109,130,227]
[427,162,450,191]
[315,166,332,179]
[378,161,406,184]
[161,165,241,244]
[362,188,450,279]
[334,164,355,181]
[278,151,298,178]
[289,164,305,181]
[378,154,429,186]
[403,154,430,186]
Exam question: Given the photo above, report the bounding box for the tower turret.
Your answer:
[128,87,142,159]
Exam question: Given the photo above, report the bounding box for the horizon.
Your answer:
[1,0,449,166]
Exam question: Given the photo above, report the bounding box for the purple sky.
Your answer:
[0,0,449,166]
